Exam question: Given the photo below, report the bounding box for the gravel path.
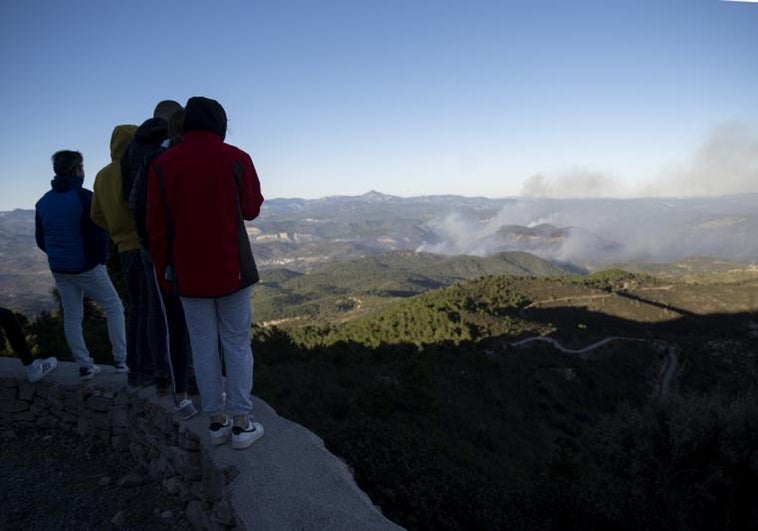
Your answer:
[0,422,191,531]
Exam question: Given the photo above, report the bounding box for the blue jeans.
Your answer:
[181,287,253,417]
[53,264,126,368]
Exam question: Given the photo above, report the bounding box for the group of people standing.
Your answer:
[12,96,265,450]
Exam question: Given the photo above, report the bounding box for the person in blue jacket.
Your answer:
[35,150,128,380]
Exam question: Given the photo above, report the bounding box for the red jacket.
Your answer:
[147,130,263,297]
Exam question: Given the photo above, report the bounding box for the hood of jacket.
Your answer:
[135,117,168,145]
[110,124,138,161]
[51,174,84,192]
[183,96,227,141]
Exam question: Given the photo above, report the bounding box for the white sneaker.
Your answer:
[114,362,129,374]
[26,357,58,383]
[175,398,198,421]
[209,416,232,446]
[232,420,264,450]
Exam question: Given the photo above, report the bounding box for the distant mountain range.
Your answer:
[257,191,758,268]
[4,191,758,315]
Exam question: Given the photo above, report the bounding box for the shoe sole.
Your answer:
[178,408,198,421]
[232,424,265,450]
[211,432,231,446]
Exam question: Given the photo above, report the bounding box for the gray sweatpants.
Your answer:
[180,286,254,417]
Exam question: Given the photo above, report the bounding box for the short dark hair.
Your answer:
[168,109,185,146]
[153,100,183,121]
[52,150,83,176]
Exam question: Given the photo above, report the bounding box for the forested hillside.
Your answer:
[253,250,573,324]
[5,268,758,530]
[253,271,758,529]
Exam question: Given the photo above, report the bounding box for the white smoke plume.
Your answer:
[520,123,758,199]
[521,169,622,198]
[643,123,758,197]
[418,195,758,267]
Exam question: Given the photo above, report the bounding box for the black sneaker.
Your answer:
[79,365,102,380]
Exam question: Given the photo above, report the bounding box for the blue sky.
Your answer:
[1,0,757,210]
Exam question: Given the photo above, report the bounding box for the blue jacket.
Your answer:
[35,175,109,273]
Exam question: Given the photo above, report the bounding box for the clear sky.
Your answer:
[1,0,757,210]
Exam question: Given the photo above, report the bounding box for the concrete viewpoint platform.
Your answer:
[0,357,404,530]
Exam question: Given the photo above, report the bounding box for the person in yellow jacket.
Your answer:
[92,124,169,391]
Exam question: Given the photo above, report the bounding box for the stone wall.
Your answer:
[0,376,238,530]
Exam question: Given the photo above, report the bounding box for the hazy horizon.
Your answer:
[4,187,758,212]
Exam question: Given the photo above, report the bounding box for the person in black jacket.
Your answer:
[0,307,57,383]
[121,100,182,202]
[119,100,181,392]
[130,109,198,420]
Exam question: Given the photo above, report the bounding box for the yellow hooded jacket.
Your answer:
[91,124,140,252]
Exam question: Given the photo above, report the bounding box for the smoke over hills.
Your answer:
[417,124,758,267]
[417,194,758,267]
[4,183,758,315]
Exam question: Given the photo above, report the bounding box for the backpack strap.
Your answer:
[155,164,178,293]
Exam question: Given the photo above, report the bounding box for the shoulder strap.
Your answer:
[155,164,178,292]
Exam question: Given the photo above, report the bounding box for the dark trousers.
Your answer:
[141,249,183,390]
[161,289,194,395]
[122,250,171,381]
[0,307,34,365]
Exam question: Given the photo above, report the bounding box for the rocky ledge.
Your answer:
[0,358,403,530]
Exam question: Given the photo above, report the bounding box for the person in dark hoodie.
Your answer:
[121,100,183,203]
[120,100,182,393]
[147,97,264,449]
[131,109,198,421]
[35,150,127,380]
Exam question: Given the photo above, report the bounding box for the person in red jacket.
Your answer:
[147,96,264,449]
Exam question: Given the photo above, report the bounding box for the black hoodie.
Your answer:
[120,117,168,202]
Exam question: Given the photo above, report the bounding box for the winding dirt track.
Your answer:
[510,336,678,398]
